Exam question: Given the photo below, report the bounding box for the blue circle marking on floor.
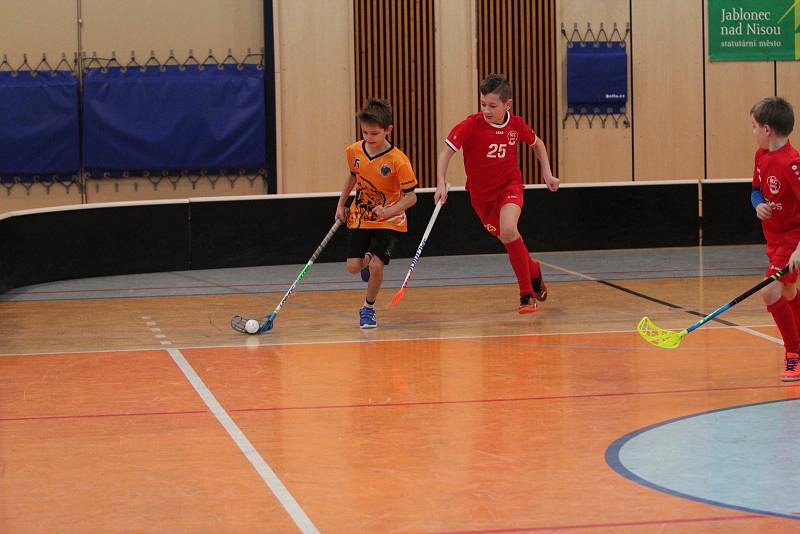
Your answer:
[606,398,800,520]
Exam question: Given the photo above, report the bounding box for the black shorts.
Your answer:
[346,229,401,265]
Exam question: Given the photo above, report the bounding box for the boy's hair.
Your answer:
[479,73,513,102]
[751,96,794,136]
[357,98,393,129]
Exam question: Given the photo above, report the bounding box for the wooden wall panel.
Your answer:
[0,177,268,215]
[703,2,772,180]
[84,178,265,203]
[353,0,437,188]
[776,62,800,116]
[80,0,263,63]
[705,62,773,179]
[1,186,81,215]
[0,0,76,65]
[557,0,631,183]
[632,0,704,181]
[476,0,558,184]
[434,0,477,188]
[275,0,354,193]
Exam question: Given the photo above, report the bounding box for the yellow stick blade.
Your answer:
[637,316,684,349]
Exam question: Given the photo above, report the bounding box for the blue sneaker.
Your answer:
[360,253,372,282]
[359,306,377,328]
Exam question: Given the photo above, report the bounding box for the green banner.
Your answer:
[708,0,800,61]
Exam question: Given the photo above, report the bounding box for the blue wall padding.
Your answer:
[567,43,627,112]
[0,71,80,181]
[83,64,266,175]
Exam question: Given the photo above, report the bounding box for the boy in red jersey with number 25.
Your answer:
[435,73,559,314]
[750,96,800,381]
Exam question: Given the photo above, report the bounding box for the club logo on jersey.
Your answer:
[484,223,497,233]
[352,156,360,169]
[507,130,518,146]
[351,177,386,226]
[768,175,780,195]
[380,163,392,176]
[793,164,800,178]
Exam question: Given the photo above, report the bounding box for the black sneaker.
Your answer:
[532,274,548,302]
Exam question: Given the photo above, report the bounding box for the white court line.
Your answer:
[539,260,783,346]
[167,348,319,533]
[138,322,318,530]
[0,323,782,358]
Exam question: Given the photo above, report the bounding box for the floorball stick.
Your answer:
[390,186,448,306]
[231,218,344,334]
[637,266,789,348]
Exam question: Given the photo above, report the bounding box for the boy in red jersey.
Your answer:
[336,99,417,328]
[750,96,800,380]
[435,74,559,313]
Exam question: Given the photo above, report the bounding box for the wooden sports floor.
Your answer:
[1,246,800,533]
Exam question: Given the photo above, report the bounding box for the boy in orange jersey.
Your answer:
[336,99,417,328]
[435,74,559,314]
[750,96,800,380]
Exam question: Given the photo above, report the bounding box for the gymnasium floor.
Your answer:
[1,244,799,533]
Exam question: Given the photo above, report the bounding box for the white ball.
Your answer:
[244,319,260,334]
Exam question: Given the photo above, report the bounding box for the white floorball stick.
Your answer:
[390,184,449,306]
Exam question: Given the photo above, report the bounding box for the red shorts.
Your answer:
[469,182,524,237]
[765,242,799,284]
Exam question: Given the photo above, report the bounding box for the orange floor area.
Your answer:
[2,309,800,532]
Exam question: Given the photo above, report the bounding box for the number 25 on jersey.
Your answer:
[487,143,507,158]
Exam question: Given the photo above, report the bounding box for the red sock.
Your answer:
[505,237,533,296]
[767,297,800,353]
[788,293,800,332]
[529,257,541,279]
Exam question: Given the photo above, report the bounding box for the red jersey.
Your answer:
[445,112,537,198]
[752,140,800,246]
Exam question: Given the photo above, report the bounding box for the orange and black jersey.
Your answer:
[345,141,417,231]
